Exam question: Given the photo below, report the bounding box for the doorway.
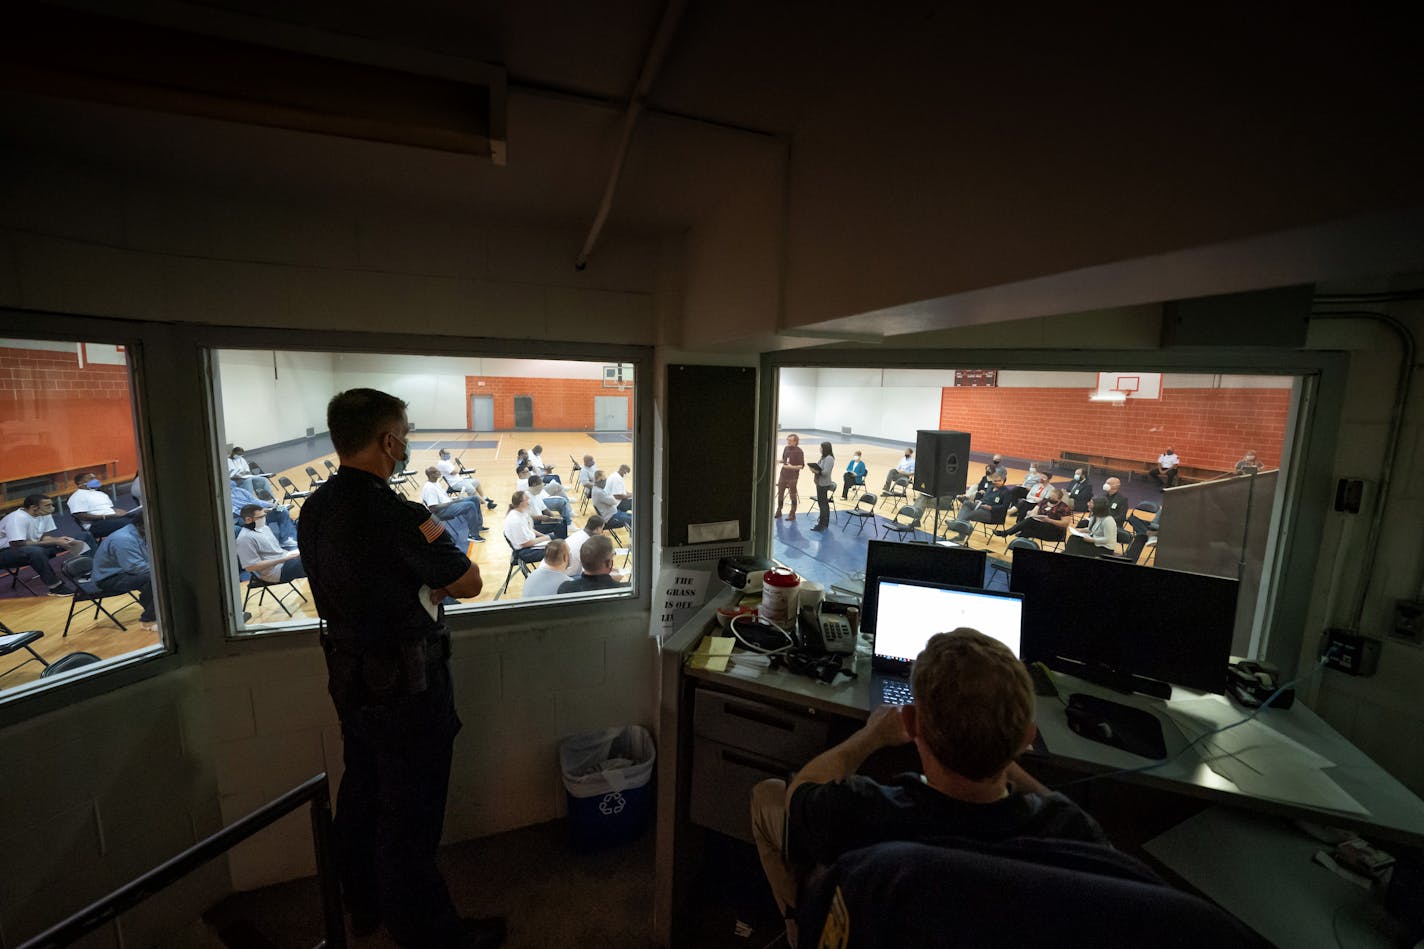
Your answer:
[594,396,628,431]
[469,394,494,431]
[513,395,534,429]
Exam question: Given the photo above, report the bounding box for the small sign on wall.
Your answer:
[953,369,998,387]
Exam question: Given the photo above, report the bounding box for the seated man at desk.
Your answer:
[750,629,1106,947]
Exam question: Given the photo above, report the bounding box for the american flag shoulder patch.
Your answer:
[419,516,445,543]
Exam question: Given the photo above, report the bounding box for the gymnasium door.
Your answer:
[594,396,628,431]
[513,395,534,429]
[469,395,494,431]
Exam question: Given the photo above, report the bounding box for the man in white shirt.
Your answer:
[68,473,140,539]
[591,470,632,529]
[1151,448,1181,487]
[235,504,306,584]
[420,468,486,548]
[564,515,605,579]
[0,494,82,595]
[227,447,276,499]
[882,448,916,492]
[579,455,597,488]
[526,476,569,539]
[605,464,632,512]
[528,444,561,484]
[435,450,497,510]
[520,539,571,598]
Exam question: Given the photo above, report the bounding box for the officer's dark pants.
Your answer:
[331,658,463,947]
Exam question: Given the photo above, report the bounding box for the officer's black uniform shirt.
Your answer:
[1066,478,1093,511]
[981,486,1012,512]
[298,467,470,646]
[1104,492,1131,528]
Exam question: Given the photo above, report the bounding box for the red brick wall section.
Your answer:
[938,386,1291,473]
[0,346,139,484]
[464,376,634,430]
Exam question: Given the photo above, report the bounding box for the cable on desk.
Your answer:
[1050,651,1337,792]
[728,612,796,655]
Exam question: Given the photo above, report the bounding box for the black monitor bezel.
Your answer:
[861,539,987,637]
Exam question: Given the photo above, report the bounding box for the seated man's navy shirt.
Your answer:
[788,773,1108,868]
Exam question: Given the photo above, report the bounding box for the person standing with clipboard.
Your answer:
[810,442,836,531]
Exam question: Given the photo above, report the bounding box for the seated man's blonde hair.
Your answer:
[909,628,1033,781]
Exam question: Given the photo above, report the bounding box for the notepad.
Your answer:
[688,635,734,672]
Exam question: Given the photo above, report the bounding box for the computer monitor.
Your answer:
[861,539,987,636]
[1008,548,1238,695]
[872,577,1023,673]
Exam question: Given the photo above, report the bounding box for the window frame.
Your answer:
[199,329,655,641]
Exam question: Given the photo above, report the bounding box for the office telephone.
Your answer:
[798,605,855,655]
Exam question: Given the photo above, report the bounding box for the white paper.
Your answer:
[654,567,712,639]
[418,584,439,621]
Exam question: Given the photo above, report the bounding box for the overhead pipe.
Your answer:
[1306,308,1417,625]
[574,0,688,271]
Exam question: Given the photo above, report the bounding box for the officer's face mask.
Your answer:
[386,432,409,469]
[86,479,102,489]
[1103,482,1112,493]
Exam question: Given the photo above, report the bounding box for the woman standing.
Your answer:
[1064,496,1118,557]
[812,441,836,531]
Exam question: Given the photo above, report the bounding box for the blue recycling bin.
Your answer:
[559,725,656,850]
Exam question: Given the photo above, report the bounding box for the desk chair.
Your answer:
[0,621,49,678]
[842,492,879,536]
[278,476,313,511]
[305,465,327,490]
[5,563,44,595]
[796,837,1257,949]
[243,574,308,618]
[879,505,925,543]
[60,556,142,637]
[495,533,543,601]
[879,477,911,512]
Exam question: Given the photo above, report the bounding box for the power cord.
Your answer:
[1051,650,1337,791]
[728,612,797,655]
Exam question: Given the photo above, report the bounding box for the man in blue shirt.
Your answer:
[230,483,298,547]
[91,520,157,630]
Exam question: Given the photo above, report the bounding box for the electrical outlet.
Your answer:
[1393,599,1424,647]
[1321,628,1381,676]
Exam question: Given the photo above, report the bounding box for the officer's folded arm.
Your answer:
[437,562,483,600]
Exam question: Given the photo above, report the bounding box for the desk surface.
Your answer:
[682,627,1424,848]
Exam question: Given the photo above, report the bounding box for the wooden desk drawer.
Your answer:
[690,738,794,843]
[693,689,830,763]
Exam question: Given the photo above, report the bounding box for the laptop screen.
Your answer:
[873,577,1024,667]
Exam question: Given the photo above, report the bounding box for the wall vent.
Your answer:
[306,427,315,437]
[841,426,853,436]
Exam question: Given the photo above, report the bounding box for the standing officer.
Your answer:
[298,388,502,949]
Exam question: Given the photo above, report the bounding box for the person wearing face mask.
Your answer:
[1150,447,1181,487]
[227,447,276,500]
[841,450,869,499]
[1019,463,1046,490]
[235,503,306,584]
[882,447,916,493]
[229,482,299,547]
[296,388,500,949]
[591,469,632,529]
[1094,477,1132,528]
[1065,468,1093,512]
[68,472,141,539]
[958,461,1000,508]
[1065,497,1119,558]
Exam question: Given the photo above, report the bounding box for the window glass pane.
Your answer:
[213,350,638,634]
[0,339,163,695]
[774,366,1296,662]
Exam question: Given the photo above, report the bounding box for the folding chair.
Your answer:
[305,465,327,490]
[803,490,837,519]
[0,620,49,678]
[42,652,101,678]
[324,459,338,478]
[4,564,44,595]
[986,538,1039,588]
[879,477,911,512]
[389,471,414,497]
[453,456,477,476]
[841,492,879,536]
[495,533,543,601]
[879,505,925,542]
[278,476,313,510]
[60,556,142,637]
[243,573,308,618]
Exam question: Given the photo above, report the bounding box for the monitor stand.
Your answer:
[1047,657,1172,701]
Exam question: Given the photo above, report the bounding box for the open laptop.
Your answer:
[871,577,1024,706]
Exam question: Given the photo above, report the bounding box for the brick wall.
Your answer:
[938,386,1291,473]
[464,376,634,430]
[0,346,139,485]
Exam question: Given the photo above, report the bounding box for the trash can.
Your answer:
[559,725,656,850]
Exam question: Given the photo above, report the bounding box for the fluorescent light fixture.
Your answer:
[1089,391,1129,403]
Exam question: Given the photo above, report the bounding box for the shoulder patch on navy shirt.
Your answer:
[418,516,445,543]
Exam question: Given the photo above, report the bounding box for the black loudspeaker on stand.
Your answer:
[914,430,971,498]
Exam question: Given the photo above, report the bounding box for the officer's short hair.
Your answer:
[327,388,407,457]
[239,503,265,520]
[581,533,615,572]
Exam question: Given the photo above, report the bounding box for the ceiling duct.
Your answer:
[3,4,507,162]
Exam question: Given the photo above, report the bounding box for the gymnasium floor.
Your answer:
[0,430,634,687]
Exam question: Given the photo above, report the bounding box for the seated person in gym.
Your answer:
[229,483,298,546]
[421,467,486,547]
[751,629,1107,947]
[435,449,497,509]
[1098,477,1132,527]
[1150,447,1180,487]
[526,475,569,539]
[1235,449,1262,475]
[958,461,1001,507]
[521,539,572,598]
[91,519,158,630]
[565,515,605,579]
[995,486,1073,542]
[1008,471,1053,520]
[950,473,1013,540]
[578,454,597,490]
[557,534,628,594]
[528,444,561,484]
[841,450,869,499]
[514,448,531,476]
[606,464,633,511]
[1065,497,1119,557]
[591,470,632,529]
[68,473,141,539]
[1065,467,1093,511]
[235,503,307,585]
[226,447,276,499]
[1018,462,1047,490]
[882,447,916,492]
[515,464,532,495]
[0,494,82,596]
[504,491,551,565]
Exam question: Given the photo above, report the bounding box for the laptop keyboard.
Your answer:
[881,678,914,706]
